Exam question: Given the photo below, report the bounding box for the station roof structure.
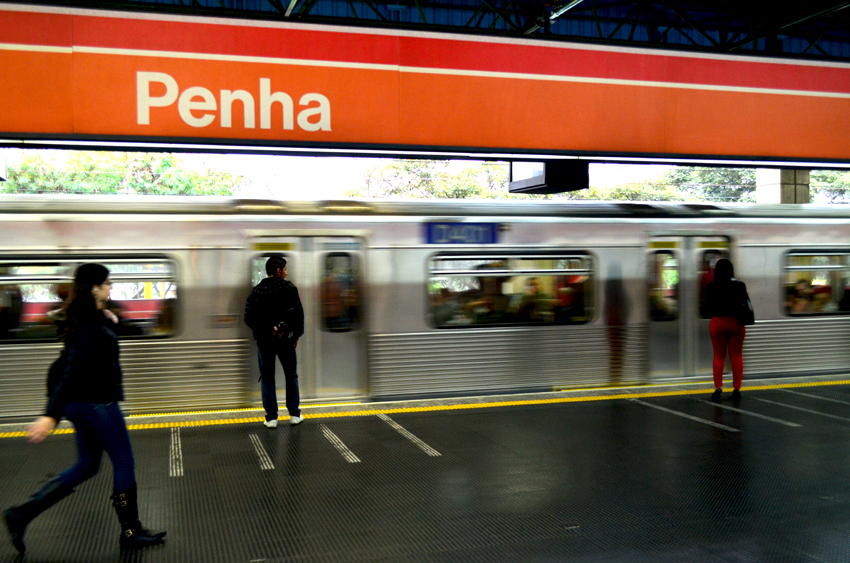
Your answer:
[9,0,850,62]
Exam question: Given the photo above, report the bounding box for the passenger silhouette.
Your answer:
[704,259,750,403]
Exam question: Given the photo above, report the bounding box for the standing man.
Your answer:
[244,255,304,428]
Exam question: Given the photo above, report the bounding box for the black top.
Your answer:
[45,312,123,420]
[244,277,304,344]
[705,278,749,319]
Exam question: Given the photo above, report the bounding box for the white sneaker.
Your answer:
[263,419,278,428]
[290,415,303,426]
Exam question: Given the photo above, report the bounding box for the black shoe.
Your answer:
[711,388,722,403]
[4,477,74,554]
[732,389,741,403]
[120,523,167,548]
[112,484,166,549]
[4,507,26,555]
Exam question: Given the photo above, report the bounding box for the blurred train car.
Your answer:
[2,195,850,418]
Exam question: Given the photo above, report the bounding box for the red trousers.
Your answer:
[709,317,745,390]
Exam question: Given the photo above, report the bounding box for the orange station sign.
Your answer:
[3,4,850,161]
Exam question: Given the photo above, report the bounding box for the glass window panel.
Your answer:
[649,251,678,321]
[785,254,850,315]
[0,258,177,342]
[428,254,593,328]
[321,253,362,332]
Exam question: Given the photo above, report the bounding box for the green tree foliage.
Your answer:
[348,160,546,199]
[348,159,694,201]
[652,167,756,202]
[3,152,241,195]
[560,181,687,201]
[811,170,850,204]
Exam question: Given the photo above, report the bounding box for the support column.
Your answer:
[755,169,810,203]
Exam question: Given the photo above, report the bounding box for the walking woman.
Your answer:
[4,263,166,554]
[705,258,749,402]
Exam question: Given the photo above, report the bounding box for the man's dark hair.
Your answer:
[265,255,287,276]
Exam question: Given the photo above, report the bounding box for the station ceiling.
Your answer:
[10,0,850,62]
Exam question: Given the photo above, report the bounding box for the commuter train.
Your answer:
[2,195,849,419]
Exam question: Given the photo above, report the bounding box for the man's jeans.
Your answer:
[257,340,300,421]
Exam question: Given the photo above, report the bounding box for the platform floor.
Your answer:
[4,376,850,562]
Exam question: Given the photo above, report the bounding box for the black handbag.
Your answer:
[737,282,755,326]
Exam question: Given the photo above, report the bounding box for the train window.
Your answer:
[649,251,679,321]
[428,254,593,328]
[320,253,362,332]
[784,253,850,315]
[0,258,177,342]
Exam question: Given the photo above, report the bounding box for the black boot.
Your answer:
[4,477,74,554]
[111,483,166,549]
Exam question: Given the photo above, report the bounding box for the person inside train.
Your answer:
[704,258,750,403]
[516,277,553,322]
[790,279,813,314]
[432,287,459,326]
[464,262,511,324]
[4,263,166,555]
[554,275,586,322]
[812,287,838,313]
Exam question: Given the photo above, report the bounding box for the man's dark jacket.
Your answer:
[244,277,304,345]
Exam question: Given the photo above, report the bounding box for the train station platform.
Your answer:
[3,373,850,562]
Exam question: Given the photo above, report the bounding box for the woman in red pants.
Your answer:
[705,258,749,402]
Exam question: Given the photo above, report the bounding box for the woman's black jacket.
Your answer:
[705,278,749,319]
[45,312,123,420]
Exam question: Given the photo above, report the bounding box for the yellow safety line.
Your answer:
[126,402,362,418]
[2,379,849,439]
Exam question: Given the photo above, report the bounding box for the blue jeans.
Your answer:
[257,340,300,421]
[58,402,136,492]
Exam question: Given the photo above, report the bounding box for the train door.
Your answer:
[647,236,729,380]
[249,236,366,403]
[313,237,366,398]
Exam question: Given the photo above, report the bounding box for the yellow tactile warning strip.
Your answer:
[2,379,849,439]
[125,403,363,418]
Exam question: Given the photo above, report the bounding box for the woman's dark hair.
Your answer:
[64,263,110,340]
[713,258,734,282]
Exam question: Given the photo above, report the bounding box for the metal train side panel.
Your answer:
[743,318,850,376]
[0,344,62,418]
[368,326,648,397]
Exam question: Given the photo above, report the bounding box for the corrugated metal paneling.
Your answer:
[0,339,251,418]
[0,343,63,418]
[369,326,648,398]
[744,318,850,377]
[120,339,251,413]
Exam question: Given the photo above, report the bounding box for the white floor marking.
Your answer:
[753,398,850,422]
[696,400,802,427]
[320,424,361,463]
[377,414,441,457]
[630,399,739,432]
[169,427,184,477]
[780,388,850,407]
[249,433,275,470]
